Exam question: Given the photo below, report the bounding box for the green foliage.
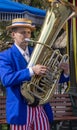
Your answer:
[14,0,48,9]
[0,21,13,51]
[0,124,10,130]
[0,21,12,42]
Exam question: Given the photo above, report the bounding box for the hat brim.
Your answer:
[6,24,36,31]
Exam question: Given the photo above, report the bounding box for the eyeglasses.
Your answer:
[17,31,31,35]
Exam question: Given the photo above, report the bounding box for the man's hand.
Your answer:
[60,62,69,76]
[32,64,48,75]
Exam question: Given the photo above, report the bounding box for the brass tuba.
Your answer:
[21,0,77,106]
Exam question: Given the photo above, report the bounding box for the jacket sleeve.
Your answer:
[43,103,53,123]
[0,53,31,87]
[59,72,69,83]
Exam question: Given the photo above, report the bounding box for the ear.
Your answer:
[11,32,15,38]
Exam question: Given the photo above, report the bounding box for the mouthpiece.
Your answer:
[24,38,37,43]
[24,38,51,50]
[21,38,35,44]
[24,38,31,42]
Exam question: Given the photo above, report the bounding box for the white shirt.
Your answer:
[14,43,34,77]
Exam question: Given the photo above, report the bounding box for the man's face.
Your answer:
[11,27,31,49]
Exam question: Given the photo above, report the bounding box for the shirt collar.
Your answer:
[14,43,29,56]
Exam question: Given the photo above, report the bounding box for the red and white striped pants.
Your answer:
[10,105,50,130]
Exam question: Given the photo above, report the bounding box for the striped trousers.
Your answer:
[10,105,50,130]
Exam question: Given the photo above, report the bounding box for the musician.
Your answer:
[0,18,69,130]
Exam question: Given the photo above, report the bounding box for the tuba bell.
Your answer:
[21,0,77,106]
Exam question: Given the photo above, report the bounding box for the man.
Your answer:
[0,18,69,130]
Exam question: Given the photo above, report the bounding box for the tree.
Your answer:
[13,0,48,9]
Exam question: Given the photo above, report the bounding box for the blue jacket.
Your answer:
[0,44,69,124]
